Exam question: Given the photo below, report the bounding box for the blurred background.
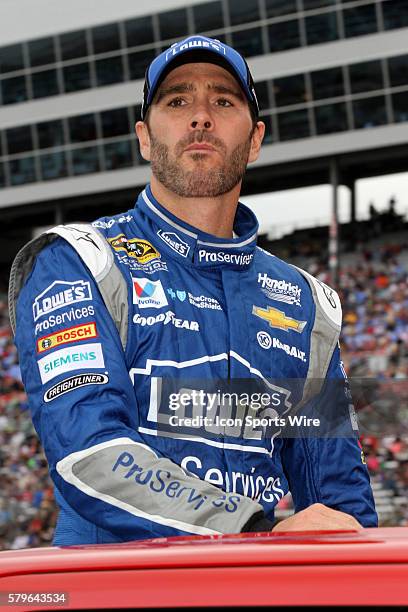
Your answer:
[0,0,407,549]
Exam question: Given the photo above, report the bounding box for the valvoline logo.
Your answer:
[132,278,168,309]
[134,280,156,298]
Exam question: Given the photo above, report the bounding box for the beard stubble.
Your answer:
[149,128,253,198]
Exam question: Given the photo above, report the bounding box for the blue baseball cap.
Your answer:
[141,35,259,120]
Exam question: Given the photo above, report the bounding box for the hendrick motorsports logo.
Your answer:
[33,280,92,322]
[44,372,109,402]
[108,234,160,263]
[157,230,190,258]
[258,273,302,307]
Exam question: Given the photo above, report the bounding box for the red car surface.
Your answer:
[0,528,407,610]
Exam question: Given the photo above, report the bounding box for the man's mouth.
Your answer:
[184,143,216,152]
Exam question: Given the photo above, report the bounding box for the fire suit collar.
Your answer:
[137,185,258,269]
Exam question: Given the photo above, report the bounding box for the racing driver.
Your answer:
[9,35,377,545]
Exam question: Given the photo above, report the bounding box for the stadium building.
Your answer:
[0,0,407,273]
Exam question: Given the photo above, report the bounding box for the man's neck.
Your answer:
[150,177,242,238]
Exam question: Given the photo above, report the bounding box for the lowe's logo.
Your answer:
[157,230,190,258]
[33,280,92,321]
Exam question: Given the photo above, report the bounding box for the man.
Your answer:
[9,35,377,545]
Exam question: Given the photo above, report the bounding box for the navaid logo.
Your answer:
[252,305,306,333]
[33,280,92,321]
[37,343,105,383]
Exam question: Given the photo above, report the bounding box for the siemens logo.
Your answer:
[37,343,105,384]
[33,280,92,321]
[198,250,253,266]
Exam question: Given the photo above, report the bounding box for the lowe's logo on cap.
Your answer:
[165,37,227,61]
[142,34,259,120]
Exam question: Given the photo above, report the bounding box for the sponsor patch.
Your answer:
[115,254,168,274]
[271,337,306,362]
[252,305,306,333]
[133,278,168,309]
[157,230,190,258]
[108,234,160,264]
[37,342,105,384]
[167,288,222,310]
[37,322,97,353]
[257,273,302,307]
[133,310,199,332]
[34,304,95,336]
[257,331,272,349]
[44,372,109,402]
[92,215,133,229]
[33,280,92,321]
[198,249,253,266]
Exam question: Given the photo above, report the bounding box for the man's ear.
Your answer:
[135,121,151,161]
[248,121,265,164]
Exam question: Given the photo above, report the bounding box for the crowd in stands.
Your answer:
[0,212,407,549]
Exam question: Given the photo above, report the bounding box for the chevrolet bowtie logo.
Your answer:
[252,305,306,333]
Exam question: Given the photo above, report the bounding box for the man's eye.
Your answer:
[168,97,186,107]
[216,98,233,107]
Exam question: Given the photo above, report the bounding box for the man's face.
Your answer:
[136,62,264,198]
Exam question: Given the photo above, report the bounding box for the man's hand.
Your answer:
[272,503,362,532]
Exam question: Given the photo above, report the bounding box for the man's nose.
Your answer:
[191,119,212,129]
[189,103,213,130]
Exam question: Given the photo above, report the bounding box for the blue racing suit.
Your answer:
[9,184,377,545]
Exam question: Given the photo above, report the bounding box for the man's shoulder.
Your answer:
[91,210,134,232]
[254,245,308,287]
[254,246,342,328]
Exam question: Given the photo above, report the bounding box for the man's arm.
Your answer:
[279,344,378,530]
[13,237,264,540]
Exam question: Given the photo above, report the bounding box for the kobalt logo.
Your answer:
[198,250,253,266]
[44,373,109,402]
[34,305,95,336]
[272,337,306,362]
[257,331,272,349]
[33,280,92,321]
[257,273,302,307]
[133,310,199,332]
[37,343,105,384]
[157,230,190,258]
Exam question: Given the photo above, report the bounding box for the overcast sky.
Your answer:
[241,171,408,237]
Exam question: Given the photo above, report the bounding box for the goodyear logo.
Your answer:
[252,305,306,333]
[108,234,160,263]
[37,322,98,353]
